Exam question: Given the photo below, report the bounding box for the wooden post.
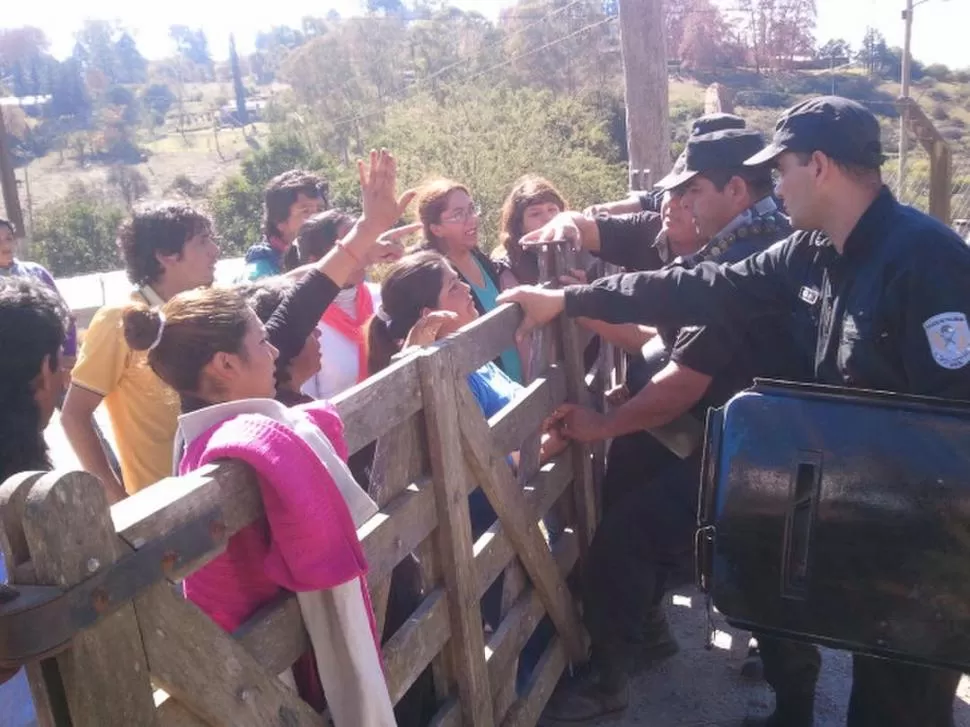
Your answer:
[20,471,159,726]
[0,105,26,237]
[897,97,953,224]
[618,0,670,185]
[417,348,494,726]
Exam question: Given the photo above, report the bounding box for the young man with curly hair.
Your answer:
[61,202,219,501]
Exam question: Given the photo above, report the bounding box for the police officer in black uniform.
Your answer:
[587,113,748,219]
[537,130,812,724]
[501,96,970,727]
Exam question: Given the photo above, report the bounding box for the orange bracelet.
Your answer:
[336,241,364,266]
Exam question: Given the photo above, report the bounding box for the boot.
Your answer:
[629,606,679,674]
[743,692,815,727]
[539,664,629,725]
[741,637,763,681]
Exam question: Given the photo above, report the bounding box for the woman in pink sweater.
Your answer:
[117,151,414,726]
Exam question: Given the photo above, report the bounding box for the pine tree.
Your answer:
[230,34,248,125]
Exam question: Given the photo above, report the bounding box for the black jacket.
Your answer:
[566,187,970,400]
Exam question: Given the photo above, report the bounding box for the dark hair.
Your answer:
[117,202,212,286]
[296,210,357,264]
[365,251,451,375]
[416,179,470,252]
[699,165,774,200]
[792,151,882,184]
[235,277,297,386]
[0,278,68,481]
[499,176,567,285]
[123,287,250,397]
[0,217,16,236]
[263,170,330,240]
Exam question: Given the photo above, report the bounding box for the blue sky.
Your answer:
[2,0,966,69]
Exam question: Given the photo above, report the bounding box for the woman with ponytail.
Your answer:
[119,150,413,727]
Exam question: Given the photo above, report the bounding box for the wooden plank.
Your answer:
[21,470,159,726]
[486,533,579,699]
[489,365,567,456]
[382,587,450,704]
[417,347,495,726]
[494,561,528,721]
[156,696,212,727]
[555,252,598,556]
[474,456,573,600]
[0,472,63,727]
[332,355,422,455]
[450,303,522,377]
[112,461,262,563]
[233,594,308,677]
[369,412,428,507]
[361,475,437,590]
[456,385,587,665]
[501,638,568,727]
[429,697,463,727]
[135,583,325,727]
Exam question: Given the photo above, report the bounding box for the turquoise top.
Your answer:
[470,258,524,383]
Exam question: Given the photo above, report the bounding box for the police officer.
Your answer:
[500,96,970,727]
[586,113,748,218]
[536,130,811,724]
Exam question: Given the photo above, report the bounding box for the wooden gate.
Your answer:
[0,287,608,726]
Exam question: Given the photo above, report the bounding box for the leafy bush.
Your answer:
[32,183,125,276]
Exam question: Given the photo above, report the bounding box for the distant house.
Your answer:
[217,99,267,127]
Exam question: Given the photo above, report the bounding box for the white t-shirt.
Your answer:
[302,283,381,401]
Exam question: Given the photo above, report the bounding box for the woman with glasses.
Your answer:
[415,179,524,383]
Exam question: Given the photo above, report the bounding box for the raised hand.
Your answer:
[358,149,417,236]
[519,211,600,253]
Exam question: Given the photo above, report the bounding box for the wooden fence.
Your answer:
[0,280,613,726]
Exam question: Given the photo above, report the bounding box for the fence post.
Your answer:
[21,471,159,726]
[549,248,598,558]
[417,347,494,727]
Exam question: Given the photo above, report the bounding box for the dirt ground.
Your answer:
[585,590,970,727]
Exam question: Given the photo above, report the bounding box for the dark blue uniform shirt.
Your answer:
[566,187,970,400]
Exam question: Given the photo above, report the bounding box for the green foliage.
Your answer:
[141,83,177,124]
[32,183,125,277]
[368,85,626,252]
[209,128,356,254]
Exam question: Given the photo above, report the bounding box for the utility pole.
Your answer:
[618,0,670,191]
[898,0,914,200]
[0,104,26,238]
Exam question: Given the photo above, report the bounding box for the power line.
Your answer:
[316,12,617,133]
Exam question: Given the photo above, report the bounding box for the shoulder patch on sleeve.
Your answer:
[923,312,970,370]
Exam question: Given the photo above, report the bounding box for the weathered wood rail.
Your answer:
[0,273,615,726]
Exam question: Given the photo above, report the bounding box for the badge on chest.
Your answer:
[923,312,970,370]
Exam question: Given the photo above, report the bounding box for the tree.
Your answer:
[114,32,147,84]
[728,0,818,72]
[169,25,214,80]
[75,20,120,84]
[229,35,249,126]
[141,83,176,124]
[818,38,851,61]
[107,165,149,209]
[857,27,889,77]
[676,0,739,72]
[368,0,406,14]
[49,58,91,120]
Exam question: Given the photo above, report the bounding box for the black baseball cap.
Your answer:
[744,95,885,168]
[690,113,746,136]
[663,114,749,180]
[656,129,766,192]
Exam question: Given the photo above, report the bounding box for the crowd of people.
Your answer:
[2,94,970,727]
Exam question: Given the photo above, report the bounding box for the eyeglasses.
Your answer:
[441,204,481,225]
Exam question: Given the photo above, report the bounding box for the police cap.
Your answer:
[745,95,885,168]
[656,129,766,192]
[690,113,746,136]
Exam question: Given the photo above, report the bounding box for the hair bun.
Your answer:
[123,304,163,351]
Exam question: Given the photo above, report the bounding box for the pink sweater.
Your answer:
[180,401,375,641]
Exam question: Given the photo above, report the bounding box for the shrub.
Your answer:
[32,183,125,276]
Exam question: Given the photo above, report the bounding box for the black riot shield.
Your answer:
[696,379,970,672]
